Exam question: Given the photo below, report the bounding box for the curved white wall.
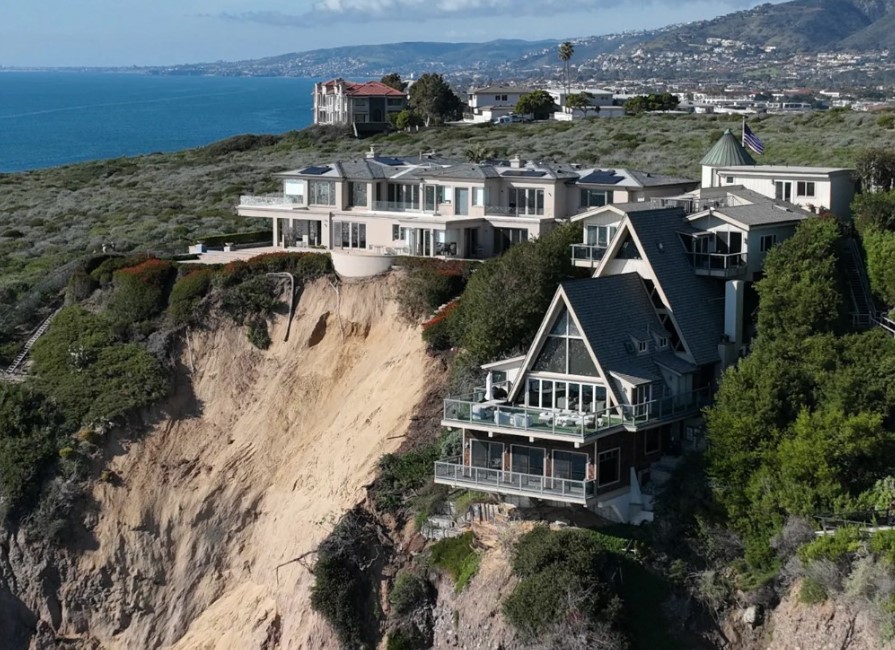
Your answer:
[331,251,394,278]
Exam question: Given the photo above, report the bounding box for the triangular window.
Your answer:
[616,233,642,260]
[533,305,597,376]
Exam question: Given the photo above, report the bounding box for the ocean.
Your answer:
[0,72,316,173]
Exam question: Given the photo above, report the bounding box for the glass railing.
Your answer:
[484,206,545,217]
[570,244,607,262]
[434,459,596,502]
[372,201,422,213]
[690,252,747,276]
[239,194,304,208]
[443,386,711,437]
[617,386,713,425]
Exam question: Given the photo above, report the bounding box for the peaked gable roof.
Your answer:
[622,210,725,366]
[562,274,674,398]
[701,129,756,167]
[345,81,406,97]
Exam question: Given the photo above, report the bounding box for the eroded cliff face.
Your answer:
[1,274,443,649]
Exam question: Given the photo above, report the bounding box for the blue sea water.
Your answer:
[0,72,316,173]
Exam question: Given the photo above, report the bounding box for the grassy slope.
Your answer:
[0,110,886,295]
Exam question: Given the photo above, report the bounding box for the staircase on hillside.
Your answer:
[841,237,876,328]
[3,308,62,378]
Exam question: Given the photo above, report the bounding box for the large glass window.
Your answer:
[586,225,617,247]
[598,448,620,486]
[309,180,335,206]
[471,440,503,470]
[336,222,367,249]
[526,378,606,413]
[511,445,545,476]
[580,189,609,208]
[512,188,544,216]
[349,182,367,207]
[553,450,587,481]
[533,308,597,377]
[796,181,816,197]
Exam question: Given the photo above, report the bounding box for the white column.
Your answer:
[272,218,279,247]
[724,280,744,349]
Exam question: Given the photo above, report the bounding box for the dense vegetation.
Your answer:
[0,251,332,524]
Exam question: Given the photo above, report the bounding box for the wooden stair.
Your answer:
[3,308,62,377]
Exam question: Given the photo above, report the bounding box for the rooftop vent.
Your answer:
[366,145,377,159]
[510,155,523,169]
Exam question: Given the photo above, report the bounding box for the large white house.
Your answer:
[236,149,697,259]
[700,129,856,217]
[465,85,532,123]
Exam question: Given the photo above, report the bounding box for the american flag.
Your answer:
[743,123,765,155]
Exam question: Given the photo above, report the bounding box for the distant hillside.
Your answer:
[648,0,895,52]
[142,0,895,81]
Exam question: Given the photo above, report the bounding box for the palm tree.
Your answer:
[558,41,575,101]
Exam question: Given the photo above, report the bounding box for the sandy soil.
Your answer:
[60,274,441,649]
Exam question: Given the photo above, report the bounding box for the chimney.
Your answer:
[510,155,523,169]
[366,145,377,159]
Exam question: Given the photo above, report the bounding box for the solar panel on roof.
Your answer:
[502,170,547,177]
[580,170,624,185]
[299,165,332,175]
[372,156,405,166]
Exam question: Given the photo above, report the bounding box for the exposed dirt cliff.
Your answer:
[1,274,443,649]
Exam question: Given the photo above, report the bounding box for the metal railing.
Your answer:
[570,244,607,263]
[690,251,747,277]
[443,386,711,438]
[484,206,545,217]
[239,194,304,208]
[434,458,596,503]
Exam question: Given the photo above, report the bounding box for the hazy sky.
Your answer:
[2,0,785,67]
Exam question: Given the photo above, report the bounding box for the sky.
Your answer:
[1,0,787,68]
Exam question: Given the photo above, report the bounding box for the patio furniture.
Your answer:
[538,411,555,424]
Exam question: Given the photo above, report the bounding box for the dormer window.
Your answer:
[656,336,668,349]
[637,340,649,354]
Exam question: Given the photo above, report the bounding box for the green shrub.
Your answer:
[862,228,895,305]
[31,306,170,427]
[66,269,99,303]
[0,384,67,515]
[799,576,828,604]
[430,531,480,592]
[502,526,622,640]
[373,442,441,514]
[390,569,429,617]
[247,318,271,350]
[107,258,176,323]
[168,268,213,325]
[396,259,472,319]
[870,530,895,566]
[219,275,279,325]
[798,527,863,565]
[878,113,895,130]
[310,509,382,650]
[420,300,459,350]
[89,254,150,286]
[385,630,426,650]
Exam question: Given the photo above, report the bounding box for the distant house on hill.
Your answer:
[312,79,407,136]
[466,85,532,123]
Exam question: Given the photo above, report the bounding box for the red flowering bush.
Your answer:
[107,258,176,323]
[421,299,460,350]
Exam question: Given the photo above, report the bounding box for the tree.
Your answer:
[853,190,895,233]
[393,109,423,132]
[558,42,575,98]
[855,148,895,193]
[464,143,497,163]
[380,72,406,92]
[515,90,556,121]
[565,92,599,119]
[623,92,680,114]
[451,223,578,363]
[407,73,462,126]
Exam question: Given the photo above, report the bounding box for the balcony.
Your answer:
[570,244,607,265]
[442,387,711,440]
[239,194,304,209]
[484,205,545,218]
[690,252,747,278]
[434,458,596,505]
